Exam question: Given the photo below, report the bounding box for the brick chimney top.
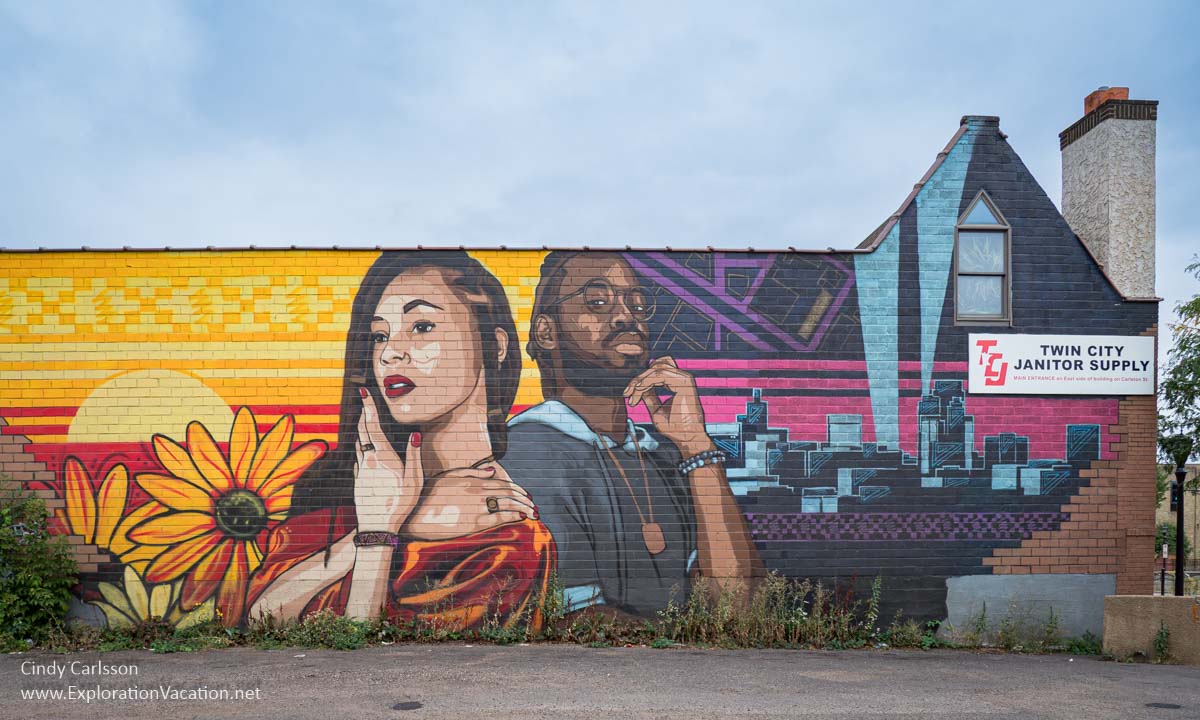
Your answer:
[1061,86,1158,299]
[1084,86,1129,114]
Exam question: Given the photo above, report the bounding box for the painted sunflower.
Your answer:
[57,458,165,573]
[129,407,326,623]
[92,565,214,630]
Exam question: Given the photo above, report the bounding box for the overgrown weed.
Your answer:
[17,572,1106,656]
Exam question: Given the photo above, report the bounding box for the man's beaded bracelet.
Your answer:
[353,531,401,549]
[677,449,727,475]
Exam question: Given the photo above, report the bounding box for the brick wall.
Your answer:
[0,117,1160,631]
[984,392,1157,593]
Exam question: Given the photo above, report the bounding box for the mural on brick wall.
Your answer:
[0,118,1158,629]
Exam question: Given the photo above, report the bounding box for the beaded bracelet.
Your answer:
[353,531,401,549]
[677,449,727,475]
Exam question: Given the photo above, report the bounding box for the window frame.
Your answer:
[953,190,1012,325]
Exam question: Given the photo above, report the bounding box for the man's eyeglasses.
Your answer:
[548,279,655,321]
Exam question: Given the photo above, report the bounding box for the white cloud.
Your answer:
[0,0,1193,289]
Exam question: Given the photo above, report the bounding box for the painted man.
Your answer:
[504,251,762,615]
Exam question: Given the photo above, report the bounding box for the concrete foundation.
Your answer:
[1104,595,1200,664]
[945,573,1114,638]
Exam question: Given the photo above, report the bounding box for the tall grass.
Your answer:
[34,572,1074,654]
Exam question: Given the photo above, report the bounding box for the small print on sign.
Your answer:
[968,334,1154,395]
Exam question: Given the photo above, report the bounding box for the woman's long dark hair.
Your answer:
[290,251,520,516]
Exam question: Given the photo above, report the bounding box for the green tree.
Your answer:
[0,483,78,648]
[1160,257,1200,461]
[1157,522,1192,559]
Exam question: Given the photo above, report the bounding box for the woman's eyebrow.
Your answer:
[402,300,443,313]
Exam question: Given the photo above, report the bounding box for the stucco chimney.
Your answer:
[1060,87,1158,298]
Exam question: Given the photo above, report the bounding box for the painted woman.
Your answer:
[247,251,554,629]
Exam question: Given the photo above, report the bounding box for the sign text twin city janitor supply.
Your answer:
[969,334,1154,395]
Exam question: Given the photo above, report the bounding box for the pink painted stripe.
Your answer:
[679,359,969,372]
[0,406,79,418]
[697,377,925,391]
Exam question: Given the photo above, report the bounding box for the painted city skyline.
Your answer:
[703,381,1101,513]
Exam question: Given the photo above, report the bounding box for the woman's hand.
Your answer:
[402,464,536,541]
[353,389,425,533]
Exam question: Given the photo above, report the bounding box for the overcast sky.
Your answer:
[1,1,1196,343]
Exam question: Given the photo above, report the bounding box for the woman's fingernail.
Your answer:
[359,387,368,398]
[485,466,496,473]
[411,432,422,448]
[533,510,540,520]
[519,512,527,520]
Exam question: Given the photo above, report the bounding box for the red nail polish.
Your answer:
[533,510,540,520]
[485,466,496,473]
[411,432,422,448]
[519,512,527,520]
[359,387,368,398]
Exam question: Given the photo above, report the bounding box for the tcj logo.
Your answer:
[975,339,1008,387]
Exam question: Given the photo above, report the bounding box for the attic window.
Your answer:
[954,191,1011,323]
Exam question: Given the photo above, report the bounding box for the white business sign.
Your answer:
[968,334,1154,395]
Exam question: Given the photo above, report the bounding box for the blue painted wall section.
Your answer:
[854,223,900,448]
[915,122,976,392]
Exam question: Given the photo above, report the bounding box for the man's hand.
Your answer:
[623,356,715,458]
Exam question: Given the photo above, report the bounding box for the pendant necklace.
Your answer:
[602,434,665,556]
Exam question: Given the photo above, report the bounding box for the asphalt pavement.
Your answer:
[4,644,1200,719]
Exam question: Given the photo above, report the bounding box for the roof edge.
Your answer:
[855,121,971,251]
[0,244,875,255]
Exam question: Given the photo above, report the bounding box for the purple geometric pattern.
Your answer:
[746,512,1068,543]
[625,253,855,352]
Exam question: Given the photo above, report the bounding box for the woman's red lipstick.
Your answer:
[382,374,416,398]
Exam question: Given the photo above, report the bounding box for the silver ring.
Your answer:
[485,496,500,514]
[361,443,375,452]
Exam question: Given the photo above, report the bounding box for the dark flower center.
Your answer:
[213,489,267,540]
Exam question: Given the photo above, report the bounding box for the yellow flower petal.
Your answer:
[187,420,234,494]
[168,575,183,609]
[143,532,222,585]
[216,542,251,623]
[123,565,149,618]
[247,415,295,489]
[63,457,96,544]
[151,434,215,494]
[149,582,172,621]
[120,545,165,569]
[263,486,293,519]
[229,407,259,486]
[175,601,214,630]
[112,500,169,558]
[135,473,214,513]
[98,581,136,620]
[92,601,134,629]
[129,512,217,545]
[180,540,233,609]
[94,465,129,551]
[246,540,264,573]
[255,441,326,498]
